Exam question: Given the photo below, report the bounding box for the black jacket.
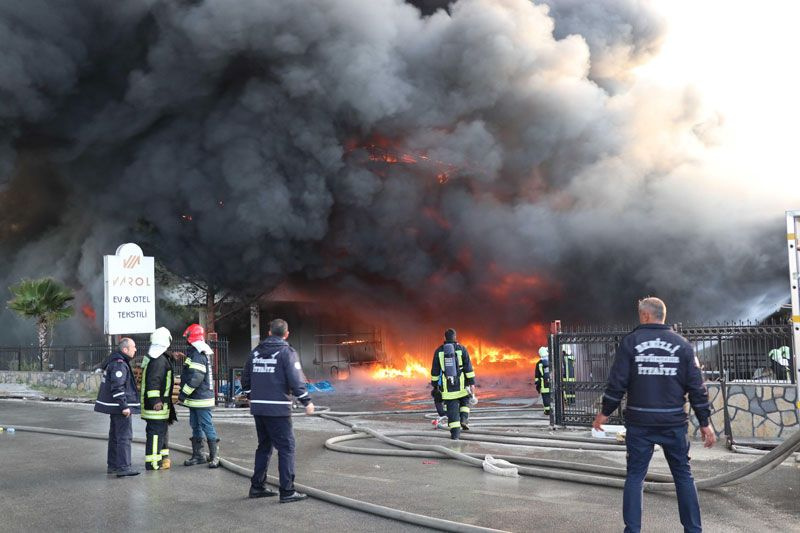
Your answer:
[179,346,215,409]
[430,342,475,400]
[601,324,711,427]
[94,352,140,415]
[242,336,310,417]
[535,360,550,393]
[140,352,176,420]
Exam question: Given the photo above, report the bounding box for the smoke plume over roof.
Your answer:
[0,0,794,344]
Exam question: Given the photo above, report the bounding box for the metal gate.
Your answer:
[549,321,795,430]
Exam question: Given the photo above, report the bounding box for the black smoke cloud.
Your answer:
[0,0,793,344]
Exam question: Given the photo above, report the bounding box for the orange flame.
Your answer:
[371,354,429,380]
[346,134,462,184]
[81,304,97,321]
[370,329,543,381]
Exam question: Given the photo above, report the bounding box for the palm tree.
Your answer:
[7,278,75,366]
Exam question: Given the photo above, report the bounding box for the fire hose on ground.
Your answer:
[317,410,800,492]
[2,423,504,533]
[3,406,799,532]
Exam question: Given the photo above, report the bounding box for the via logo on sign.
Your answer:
[123,255,142,269]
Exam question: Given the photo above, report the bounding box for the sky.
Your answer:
[642,0,800,193]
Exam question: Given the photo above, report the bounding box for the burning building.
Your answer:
[0,0,795,373]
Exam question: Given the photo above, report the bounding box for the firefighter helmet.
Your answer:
[148,327,172,356]
[538,346,549,358]
[183,324,205,344]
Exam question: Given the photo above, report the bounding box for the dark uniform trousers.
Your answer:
[251,416,296,496]
[145,419,169,468]
[541,391,551,415]
[108,414,133,471]
[445,396,470,427]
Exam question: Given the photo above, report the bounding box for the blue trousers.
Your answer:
[189,408,217,440]
[624,425,702,533]
[107,414,132,471]
[251,416,296,496]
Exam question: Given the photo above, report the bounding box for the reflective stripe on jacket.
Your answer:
[179,346,215,409]
[430,342,475,400]
[241,336,311,417]
[94,352,140,415]
[601,323,711,427]
[140,353,175,420]
[535,361,550,393]
[563,356,576,398]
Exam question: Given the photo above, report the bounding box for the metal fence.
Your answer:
[0,337,230,403]
[549,321,795,427]
[0,345,110,372]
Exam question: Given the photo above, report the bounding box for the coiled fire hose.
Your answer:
[318,410,800,492]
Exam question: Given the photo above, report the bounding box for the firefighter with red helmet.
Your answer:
[179,323,220,468]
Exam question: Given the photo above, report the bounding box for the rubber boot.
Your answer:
[207,438,220,468]
[450,427,461,440]
[183,437,206,466]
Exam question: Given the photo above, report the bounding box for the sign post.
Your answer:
[786,210,800,410]
[104,243,156,335]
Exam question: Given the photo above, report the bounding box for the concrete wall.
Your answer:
[690,382,798,440]
[0,371,101,393]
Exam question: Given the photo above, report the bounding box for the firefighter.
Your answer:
[431,328,476,440]
[179,323,220,468]
[94,337,140,477]
[768,346,791,380]
[534,346,551,416]
[562,345,576,405]
[242,318,314,502]
[593,297,715,533]
[140,327,177,471]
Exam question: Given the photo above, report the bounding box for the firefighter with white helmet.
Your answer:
[179,324,220,468]
[768,346,791,380]
[535,346,551,416]
[140,327,177,470]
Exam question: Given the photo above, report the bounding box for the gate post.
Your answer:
[717,333,734,447]
[549,320,563,427]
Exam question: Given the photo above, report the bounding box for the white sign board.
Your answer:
[104,243,156,335]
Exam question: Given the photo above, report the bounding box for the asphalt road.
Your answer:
[0,390,798,533]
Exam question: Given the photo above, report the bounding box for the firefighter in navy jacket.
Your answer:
[242,318,314,503]
[94,337,140,477]
[593,297,715,533]
[431,328,475,440]
[179,324,220,468]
